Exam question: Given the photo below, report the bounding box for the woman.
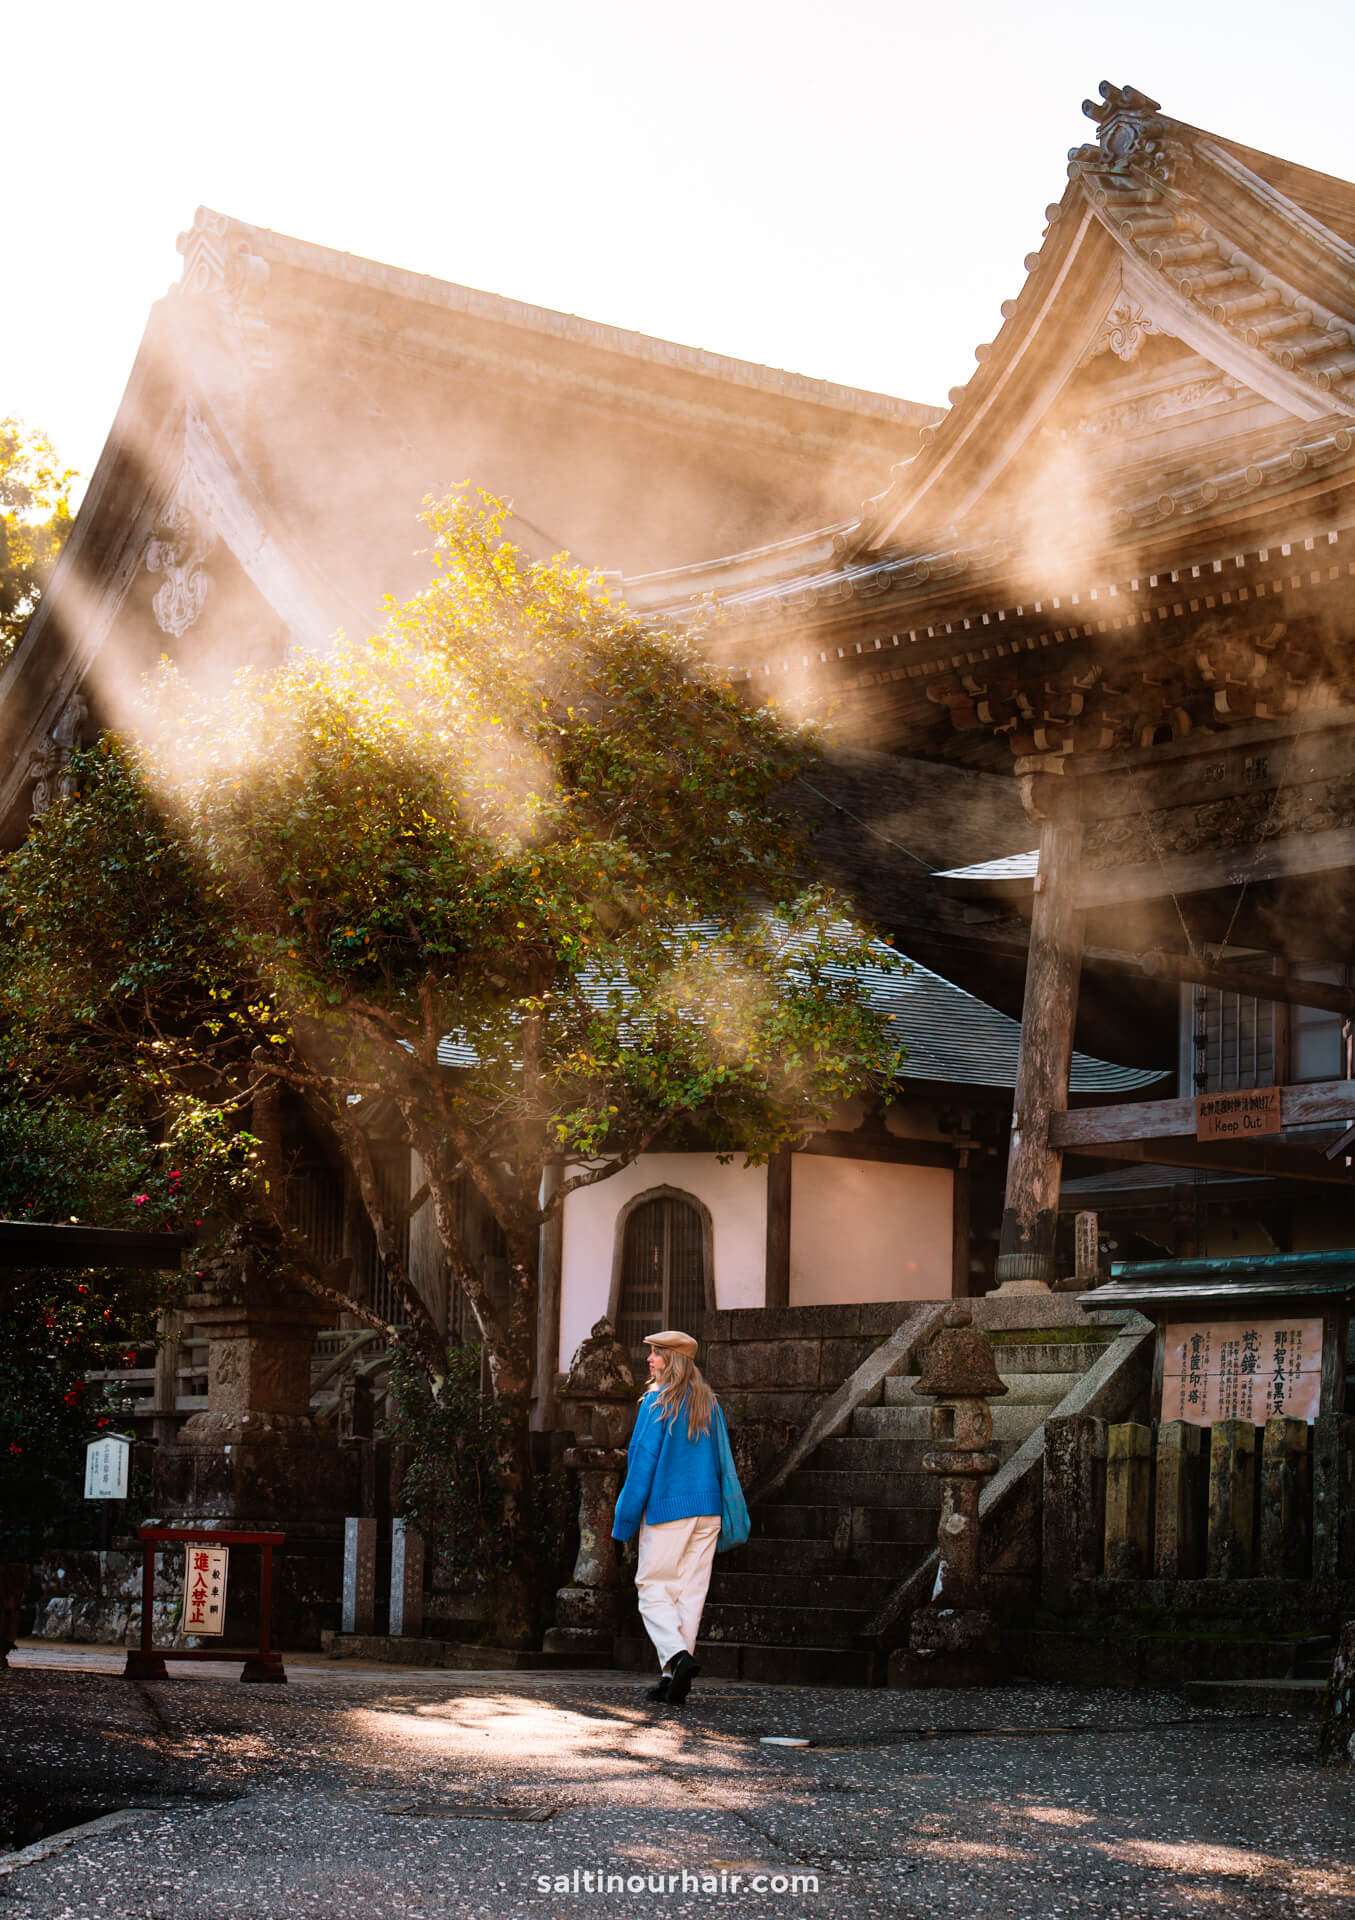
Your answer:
[611,1328,744,1706]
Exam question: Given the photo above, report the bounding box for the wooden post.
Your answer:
[764,1150,791,1309]
[1154,1420,1206,1579]
[1042,1413,1106,1601]
[533,1158,564,1430]
[1207,1420,1258,1578]
[995,798,1084,1291]
[1104,1421,1153,1577]
[1258,1417,1309,1578]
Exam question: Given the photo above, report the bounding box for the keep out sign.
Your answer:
[1195,1087,1283,1141]
[182,1545,229,1636]
[1161,1317,1322,1426]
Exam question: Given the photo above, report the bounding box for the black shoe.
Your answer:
[646,1675,671,1702]
[666,1650,700,1706]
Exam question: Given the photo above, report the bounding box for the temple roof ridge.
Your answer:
[173,206,943,429]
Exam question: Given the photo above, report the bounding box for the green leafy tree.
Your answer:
[0,491,903,1642]
[1,420,74,662]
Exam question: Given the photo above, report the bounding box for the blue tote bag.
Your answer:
[714,1404,750,1551]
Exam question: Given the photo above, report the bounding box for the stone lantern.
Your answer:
[543,1318,639,1658]
[892,1303,1007,1688]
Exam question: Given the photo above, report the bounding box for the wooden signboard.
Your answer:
[83,1433,130,1500]
[1195,1087,1283,1142]
[182,1545,229,1636]
[1161,1316,1323,1426]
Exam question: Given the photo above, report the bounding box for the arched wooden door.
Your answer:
[614,1192,710,1355]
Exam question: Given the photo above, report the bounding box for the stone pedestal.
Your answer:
[893,1305,1007,1689]
[543,1317,638,1658]
[1319,1619,1355,1768]
[153,1262,356,1647]
[545,1447,629,1654]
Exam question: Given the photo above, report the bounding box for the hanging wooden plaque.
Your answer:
[1195,1086,1282,1142]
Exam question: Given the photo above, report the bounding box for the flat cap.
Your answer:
[644,1329,698,1356]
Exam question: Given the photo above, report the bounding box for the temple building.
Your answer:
[6,82,1353,1681]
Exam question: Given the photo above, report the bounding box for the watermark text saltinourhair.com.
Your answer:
[534,1868,820,1896]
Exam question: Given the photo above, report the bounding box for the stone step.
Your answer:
[985,1341,1112,1373]
[881,1373,1071,1407]
[705,1569,895,1610]
[810,1437,1025,1477]
[850,1402,1054,1439]
[753,1500,940,1545]
[614,1633,881,1688]
[700,1600,875,1650]
[729,1533,932,1576]
[1184,1677,1326,1714]
[784,1468,943,1507]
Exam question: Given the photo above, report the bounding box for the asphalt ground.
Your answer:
[1,1645,1351,1919]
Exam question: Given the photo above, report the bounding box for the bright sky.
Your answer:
[8,0,1355,489]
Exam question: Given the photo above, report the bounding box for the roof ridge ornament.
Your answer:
[1068,80,1185,190]
[175,208,272,371]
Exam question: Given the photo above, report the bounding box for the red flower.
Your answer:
[133,1194,149,1208]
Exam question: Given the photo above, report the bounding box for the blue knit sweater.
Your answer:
[611,1387,725,1541]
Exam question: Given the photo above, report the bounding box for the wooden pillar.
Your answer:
[764,1150,791,1309]
[950,1161,971,1298]
[996,795,1084,1292]
[533,1158,564,1431]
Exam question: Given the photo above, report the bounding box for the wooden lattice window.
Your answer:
[613,1190,711,1355]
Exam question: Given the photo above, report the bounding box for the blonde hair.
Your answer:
[649,1349,717,1441]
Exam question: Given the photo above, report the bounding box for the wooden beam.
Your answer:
[1053,1078,1355,1148]
[1085,948,1355,1018]
[1076,828,1355,911]
[1071,1136,1355,1186]
[0,1221,193,1270]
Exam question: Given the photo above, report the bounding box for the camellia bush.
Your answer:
[0,1095,252,1562]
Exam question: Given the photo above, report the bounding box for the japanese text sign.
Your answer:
[83,1434,130,1500]
[181,1545,229,1636]
[1162,1317,1323,1426]
[1196,1087,1283,1142]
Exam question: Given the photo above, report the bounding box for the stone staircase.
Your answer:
[618,1330,1113,1686]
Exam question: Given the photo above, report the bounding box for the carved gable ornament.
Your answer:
[27,693,89,820]
[1083,292,1162,366]
[146,475,217,639]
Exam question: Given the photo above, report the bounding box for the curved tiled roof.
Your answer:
[435,937,1165,1095]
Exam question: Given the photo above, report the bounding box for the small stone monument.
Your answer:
[892,1304,1007,1688]
[543,1318,638,1658]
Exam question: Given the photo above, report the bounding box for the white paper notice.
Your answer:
[83,1434,130,1500]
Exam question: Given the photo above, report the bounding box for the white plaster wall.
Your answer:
[558,1153,767,1369]
[789,1157,953,1305]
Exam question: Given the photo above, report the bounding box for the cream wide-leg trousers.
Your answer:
[635,1514,722,1671]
